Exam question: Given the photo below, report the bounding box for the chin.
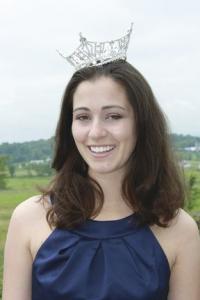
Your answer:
[89,164,125,175]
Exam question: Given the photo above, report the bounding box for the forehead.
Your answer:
[73,76,131,110]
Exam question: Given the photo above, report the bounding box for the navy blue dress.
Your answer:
[32,213,170,300]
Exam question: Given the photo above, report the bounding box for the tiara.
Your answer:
[57,23,133,71]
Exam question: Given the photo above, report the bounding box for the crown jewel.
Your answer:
[57,23,133,71]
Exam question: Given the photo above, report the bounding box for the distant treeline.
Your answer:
[0,137,54,164]
[170,134,200,149]
[0,134,200,164]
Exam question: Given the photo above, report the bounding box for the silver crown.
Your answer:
[57,23,133,71]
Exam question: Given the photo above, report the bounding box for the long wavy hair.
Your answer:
[40,60,185,229]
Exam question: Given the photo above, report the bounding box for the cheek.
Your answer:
[113,121,136,142]
[72,123,87,143]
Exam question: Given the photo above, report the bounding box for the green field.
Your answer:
[0,174,200,298]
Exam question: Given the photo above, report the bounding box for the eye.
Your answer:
[106,114,122,120]
[75,115,90,121]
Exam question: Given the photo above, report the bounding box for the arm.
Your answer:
[2,204,33,300]
[168,212,200,300]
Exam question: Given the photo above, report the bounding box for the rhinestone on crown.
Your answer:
[57,23,133,71]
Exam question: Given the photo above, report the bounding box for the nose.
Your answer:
[88,119,107,139]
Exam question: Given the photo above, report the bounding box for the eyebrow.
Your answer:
[73,105,126,113]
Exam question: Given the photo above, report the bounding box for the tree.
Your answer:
[186,174,197,210]
[0,156,8,189]
[30,162,53,177]
[8,164,16,177]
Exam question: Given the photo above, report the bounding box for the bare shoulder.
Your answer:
[7,195,53,261]
[165,208,200,267]
[171,208,198,227]
[169,208,200,245]
[13,194,50,212]
[152,208,199,239]
[3,196,52,299]
[167,209,200,299]
[8,195,52,247]
[149,208,200,271]
[12,195,50,223]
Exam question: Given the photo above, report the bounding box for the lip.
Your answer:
[87,145,116,158]
[88,145,116,147]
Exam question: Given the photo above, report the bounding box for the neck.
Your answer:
[89,169,133,219]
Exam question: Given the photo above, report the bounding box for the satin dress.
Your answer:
[32,212,170,300]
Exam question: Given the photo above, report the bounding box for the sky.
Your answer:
[0,0,200,143]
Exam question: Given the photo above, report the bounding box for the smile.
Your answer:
[88,145,115,153]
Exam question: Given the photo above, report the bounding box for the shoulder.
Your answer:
[8,195,51,242]
[3,195,51,299]
[153,208,199,239]
[166,208,200,268]
[169,208,199,245]
[167,210,200,298]
[12,194,50,221]
[172,208,198,227]
[150,208,200,270]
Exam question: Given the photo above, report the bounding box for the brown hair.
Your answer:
[41,60,185,229]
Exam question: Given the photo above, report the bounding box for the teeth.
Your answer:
[89,146,115,153]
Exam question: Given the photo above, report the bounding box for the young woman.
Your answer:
[3,60,200,299]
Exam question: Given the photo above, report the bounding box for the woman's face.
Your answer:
[72,76,136,176]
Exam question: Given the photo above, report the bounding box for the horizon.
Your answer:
[0,132,200,146]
